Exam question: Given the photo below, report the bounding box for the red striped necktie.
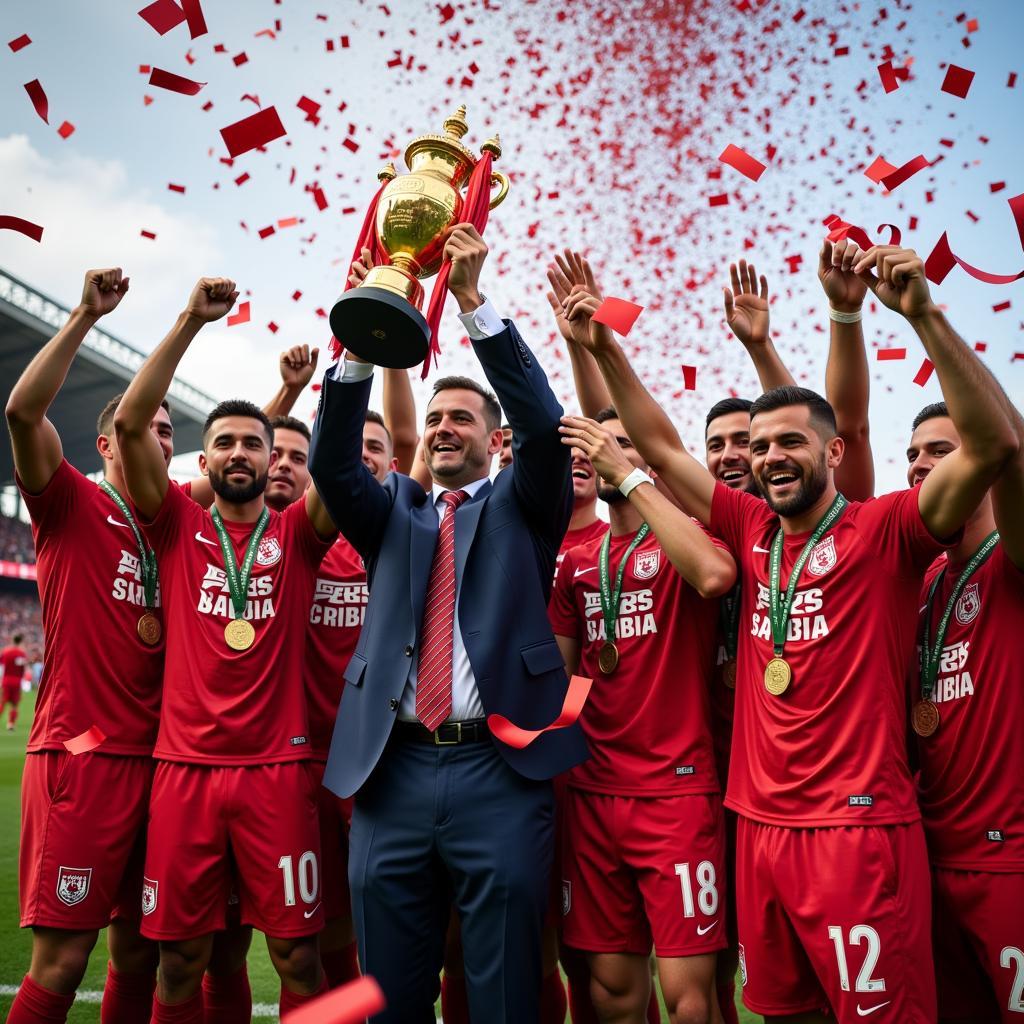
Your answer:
[416,489,469,730]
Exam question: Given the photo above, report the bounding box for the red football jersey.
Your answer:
[710,482,947,826]
[1,645,27,681]
[709,594,737,789]
[304,535,367,760]
[915,545,1024,870]
[549,527,722,796]
[142,484,331,765]
[555,518,608,579]
[18,460,164,755]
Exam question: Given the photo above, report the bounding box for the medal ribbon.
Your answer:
[211,506,271,621]
[598,524,650,646]
[919,530,999,700]
[100,481,159,609]
[719,582,741,660]
[768,493,848,658]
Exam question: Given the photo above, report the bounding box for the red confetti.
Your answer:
[913,358,935,387]
[1009,72,1018,88]
[708,193,729,207]
[992,300,1011,312]
[56,121,75,139]
[297,96,321,122]
[149,67,206,96]
[974,342,988,352]
[137,0,186,35]
[342,138,360,153]
[258,225,276,239]
[941,64,975,99]
[718,144,766,182]
[681,365,697,390]
[880,154,930,191]
[926,193,1024,285]
[991,182,1006,193]
[179,0,207,38]
[168,183,186,193]
[8,33,31,52]
[232,52,249,67]
[280,976,385,1024]
[140,229,157,240]
[226,301,250,326]
[864,156,897,184]
[784,254,803,274]
[220,106,287,157]
[312,187,328,211]
[876,348,907,360]
[0,216,44,242]
[292,290,303,301]
[267,321,279,334]
[63,725,106,755]
[278,217,299,228]
[877,61,900,93]
[591,297,644,336]
[488,675,592,750]
[234,172,250,186]
[23,79,49,124]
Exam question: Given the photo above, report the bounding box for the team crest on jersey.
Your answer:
[956,582,981,625]
[256,536,282,567]
[561,881,571,916]
[633,549,661,580]
[56,866,92,907]
[807,535,837,577]
[141,877,158,916]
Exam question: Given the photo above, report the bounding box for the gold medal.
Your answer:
[763,656,792,696]
[723,658,737,690]
[137,612,162,646]
[911,699,940,738]
[598,641,619,675]
[224,618,256,651]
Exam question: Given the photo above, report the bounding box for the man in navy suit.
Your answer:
[309,223,589,1022]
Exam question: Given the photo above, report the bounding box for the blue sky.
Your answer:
[1,0,1021,493]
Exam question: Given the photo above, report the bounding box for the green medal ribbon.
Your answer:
[719,582,741,660]
[919,530,999,700]
[767,493,848,658]
[598,524,651,646]
[100,481,159,609]
[210,506,271,621]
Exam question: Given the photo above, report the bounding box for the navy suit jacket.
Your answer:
[309,321,590,799]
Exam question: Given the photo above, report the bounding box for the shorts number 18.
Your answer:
[674,861,718,917]
[277,851,319,907]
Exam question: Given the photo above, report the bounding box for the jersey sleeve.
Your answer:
[859,488,954,578]
[140,477,194,553]
[709,480,769,557]
[282,499,335,569]
[548,546,581,639]
[16,459,84,533]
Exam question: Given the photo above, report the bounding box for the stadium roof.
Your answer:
[0,267,218,486]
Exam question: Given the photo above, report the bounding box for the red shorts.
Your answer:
[932,866,1024,1022]
[20,751,152,929]
[3,680,21,705]
[141,760,324,940]
[309,761,353,922]
[735,817,935,1021]
[562,788,726,957]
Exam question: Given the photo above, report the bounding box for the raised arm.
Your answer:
[6,269,128,493]
[545,250,612,417]
[563,415,736,597]
[723,259,796,393]
[854,246,1018,537]
[559,287,717,524]
[991,390,1024,570]
[264,344,320,419]
[819,238,874,501]
[383,369,419,474]
[114,278,238,520]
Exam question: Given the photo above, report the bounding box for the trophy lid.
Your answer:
[404,104,496,172]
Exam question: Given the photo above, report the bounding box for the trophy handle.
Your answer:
[488,171,510,210]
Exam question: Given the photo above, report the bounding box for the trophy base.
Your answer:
[330,287,431,369]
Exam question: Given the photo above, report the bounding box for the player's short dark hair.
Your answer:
[430,376,501,430]
[593,406,619,425]
[749,386,837,440]
[13,634,23,645]
[269,415,311,443]
[364,409,393,447]
[97,394,170,437]
[705,397,753,433]
[203,399,273,448]
[912,402,950,431]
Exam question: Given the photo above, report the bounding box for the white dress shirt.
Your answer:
[334,295,505,722]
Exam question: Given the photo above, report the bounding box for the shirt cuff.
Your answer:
[338,357,375,383]
[457,296,505,340]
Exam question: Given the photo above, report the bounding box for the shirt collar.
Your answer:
[431,476,490,507]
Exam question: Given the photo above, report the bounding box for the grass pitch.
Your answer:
[0,692,755,1022]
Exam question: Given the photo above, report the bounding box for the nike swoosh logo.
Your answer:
[696,920,719,935]
[195,532,218,546]
[857,1002,891,1017]
[107,515,130,529]
[574,566,597,578]
[752,544,771,553]
[303,902,321,919]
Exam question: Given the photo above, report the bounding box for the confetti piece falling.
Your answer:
[149,67,206,95]
[56,121,75,139]
[877,348,907,361]
[281,976,386,1024]
[488,675,592,750]
[226,301,251,326]
[8,33,31,52]
[941,64,975,99]
[913,359,935,386]
[137,0,186,35]
[23,79,49,124]
[0,216,44,242]
[718,144,766,182]
[220,106,287,157]
[681,365,697,390]
[591,297,645,336]
[64,725,106,755]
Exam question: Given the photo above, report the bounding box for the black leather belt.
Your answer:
[394,719,490,746]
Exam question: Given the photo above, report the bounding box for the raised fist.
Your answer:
[80,268,129,319]
[853,246,935,321]
[185,277,239,323]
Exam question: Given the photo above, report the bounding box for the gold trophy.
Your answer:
[331,105,509,368]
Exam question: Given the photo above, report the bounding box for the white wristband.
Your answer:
[618,468,655,498]
[829,306,863,324]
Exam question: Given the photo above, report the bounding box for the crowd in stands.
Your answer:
[0,512,35,564]
[0,592,43,670]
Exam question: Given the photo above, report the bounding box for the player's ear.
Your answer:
[487,427,504,456]
[96,433,113,463]
[827,434,845,469]
[198,452,210,478]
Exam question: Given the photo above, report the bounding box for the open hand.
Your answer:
[723,259,769,346]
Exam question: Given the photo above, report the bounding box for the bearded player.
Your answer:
[1,633,28,731]
[113,277,340,1024]
[562,246,1018,1021]
[5,268,178,1024]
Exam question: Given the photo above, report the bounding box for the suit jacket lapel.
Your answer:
[409,498,437,629]
[454,480,492,584]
